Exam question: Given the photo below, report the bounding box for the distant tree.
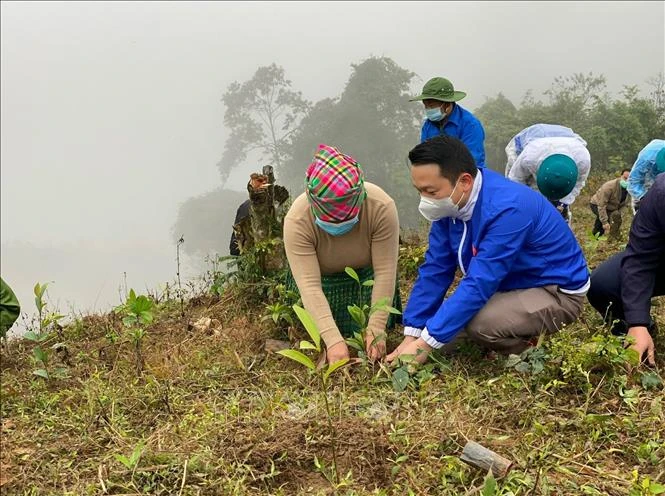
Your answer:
[543,72,607,130]
[171,188,248,258]
[646,71,665,126]
[587,85,663,172]
[282,56,423,227]
[217,64,311,183]
[474,93,522,171]
[473,72,662,176]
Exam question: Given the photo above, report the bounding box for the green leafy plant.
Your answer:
[262,283,300,330]
[584,229,607,253]
[629,470,665,496]
[635,440,664,466]
[388,353,422,393]
[262,302,294,327]
[116,289,154,375]
[276,304,349,487]
[25,333,49,379]
[398,244,426,281]
[531,330,639,393]
[481,470,497,496]
[114,441,145,472]
[640,371,663,390]
[24,282,66,380]
[505,340,547,375]
[206,254,241,297]
[343,267,401,364]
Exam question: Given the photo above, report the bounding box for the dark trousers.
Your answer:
[590,204,604,236]
[587,252,665,334]
[590,203,622,238]
[549,200,570,222]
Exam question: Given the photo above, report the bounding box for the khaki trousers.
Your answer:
[463,285,585,354]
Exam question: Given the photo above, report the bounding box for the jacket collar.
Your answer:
[445,103,463,128]
[457,169,483,222]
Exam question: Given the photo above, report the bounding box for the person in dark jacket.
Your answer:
[386,136,589,364]
[587,174,665,366]
[229,200,250,256]
[410,77,486,168]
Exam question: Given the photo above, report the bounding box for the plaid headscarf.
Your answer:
[305,144,367,223]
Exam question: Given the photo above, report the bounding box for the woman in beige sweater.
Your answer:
[283,144,400,364]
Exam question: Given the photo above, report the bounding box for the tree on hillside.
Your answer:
[217,64,311,183]
[282,56,423,227]
[543,72,607,130]
[171,188,248,258]
[587,85,663,172]
[646,72,665,126]
[474,93,522,171]
[474,72,663,176]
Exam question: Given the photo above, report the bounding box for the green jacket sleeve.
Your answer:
[1,277,21,337]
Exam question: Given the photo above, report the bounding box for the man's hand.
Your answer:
[365,330,386,361]
[627,326,656,366]
[386,335,417,362]
[386,337,432,364]
[603,223,611,233]
[326,341,350,364]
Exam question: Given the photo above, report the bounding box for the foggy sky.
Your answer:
[1,1,664,321]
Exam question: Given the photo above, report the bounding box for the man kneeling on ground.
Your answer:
[387,136,590,364]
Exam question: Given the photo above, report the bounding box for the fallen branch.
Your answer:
[460,440,513,478]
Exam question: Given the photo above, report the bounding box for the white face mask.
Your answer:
[418,180,465,221]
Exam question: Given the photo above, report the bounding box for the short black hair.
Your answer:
[621,168,631,175]
[408,135,477,182]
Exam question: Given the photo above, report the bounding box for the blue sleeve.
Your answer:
[403,221,457,329]
[423,207,532,345]
[420,119,436,143]
[461,119,486,168]
[627,156,650,199]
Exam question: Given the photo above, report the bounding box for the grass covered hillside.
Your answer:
[1,176,663,496]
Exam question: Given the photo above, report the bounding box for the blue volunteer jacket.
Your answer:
[403,169,589,346]
[420,103,486,168]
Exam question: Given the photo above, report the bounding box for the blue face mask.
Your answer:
[426,106,445,122]
[315,216,359,236]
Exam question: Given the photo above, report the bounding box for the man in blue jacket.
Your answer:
[587,174,665,366]
[387,136,590,364]
[410,77,486,168]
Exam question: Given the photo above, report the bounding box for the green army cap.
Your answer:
[410,77,467,102]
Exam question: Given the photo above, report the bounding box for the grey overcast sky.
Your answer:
[1,1,664,318]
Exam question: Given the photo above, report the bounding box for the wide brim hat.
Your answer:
[410,77,467,102]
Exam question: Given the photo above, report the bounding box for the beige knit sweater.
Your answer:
[283,182,400,348]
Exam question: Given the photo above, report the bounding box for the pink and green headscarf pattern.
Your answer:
[305,144,367,223]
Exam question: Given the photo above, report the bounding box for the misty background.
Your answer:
[1,1,664,332]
